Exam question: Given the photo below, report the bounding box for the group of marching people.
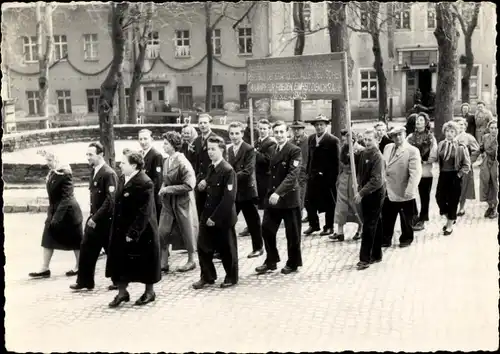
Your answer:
[28,101,497,307]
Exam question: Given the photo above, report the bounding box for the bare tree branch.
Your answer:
[232,1,257,29]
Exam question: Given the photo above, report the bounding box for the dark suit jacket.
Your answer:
[290,134,309,182]
[254,136,277,207]
[181,141,197,168]
[305,132,340,212]
[201,160,238,229]
[266,141,302,209]
[106,171,161,284]
[193,131,218,183]
[89,163,118,236]
[379,135,393,153]
[143,147,164,219]
[227,141,258,202]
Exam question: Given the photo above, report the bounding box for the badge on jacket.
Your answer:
[94,182,97,186]
[293,160,299,167]
[124,192,130,197]
[228,184,233,191]
[156,166,161,173]
[109,186,115,193]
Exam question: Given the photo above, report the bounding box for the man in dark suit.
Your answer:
[193,113,218,216]
[70,142,118,291]
[138,129,164,222]
[255,120,303,275]
[254,119,277,210]
[289,120,309,220]
[303,114,340,236]
[227,121,264,259]
[193,136,239,289]
[374,122,393,152]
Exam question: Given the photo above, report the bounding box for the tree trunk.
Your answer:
[127,4,153,124]
[460,32,474,103]
[371,31,387,123]
[434,3,459,141]
[118,77,126,123]
[328,2,353,137]
[36,3,54,127]
[205,3,213,113]
[99,3,129,168]
[293,2,305,122]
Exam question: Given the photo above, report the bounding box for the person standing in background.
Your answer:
[289,120,309,223]
[479,120,498,219]
[374,122,393,153]
[181,124,198,168]
[474,101,494,144]
[460,103,476,138]
[254,119,277,211]
[138,129,164,222]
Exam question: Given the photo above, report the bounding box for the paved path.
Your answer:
[4,182,498,352]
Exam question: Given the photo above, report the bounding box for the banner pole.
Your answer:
[343,51,358,193]
[249,98,255,146]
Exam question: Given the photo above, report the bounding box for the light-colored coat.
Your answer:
[158,152,199,253]
[383,142,422,202]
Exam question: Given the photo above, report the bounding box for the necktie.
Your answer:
[443,141,453,161]
[390,146,398,161]
[208,164,215,177]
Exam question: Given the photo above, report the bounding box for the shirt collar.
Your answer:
[94,161,105,175]
[233,141,243,150]
[316,131,326,141]
[277,141,287,150]
[202,130,212,140]
[212,158,223,168]
[125,170,140,183]
[143,146,152,156]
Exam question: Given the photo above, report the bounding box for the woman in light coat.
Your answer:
[158,131,199,273]
[407,113,438,231]
[454,117,480,217]
[474,101,494,144]
[479,120,498,219]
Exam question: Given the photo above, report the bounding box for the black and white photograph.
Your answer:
[1,1,498,352]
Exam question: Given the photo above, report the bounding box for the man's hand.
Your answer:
[87,219,96,229]
[198,180,207,191]
[269,193,280,206]
[206,218,215,227]
[125,236,133,242]
[158,187,168,197]
[353,193,362,204]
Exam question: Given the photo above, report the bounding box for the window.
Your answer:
[175,30,190,58]
[56,90,72,114]
[26,91,41,115]
[146,31,160,59]
[360,70,378,100]
[23,36,38,62]
[86,89,100,113]
[239,85,248,109]
[211,85,224,109]
[459,65,480,99]
[238,28,252,55]
[427,3,436,29]
[53,35,68,60]
[177,86,193,110]
[291,2,312,32]
[394,4,411,30]
[83,34,98,60]
[212,29,221,56]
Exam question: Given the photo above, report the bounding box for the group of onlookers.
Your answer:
[27,99,497,306]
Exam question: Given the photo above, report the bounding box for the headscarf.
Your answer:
[183,124,198,144]
[407,113,433,161]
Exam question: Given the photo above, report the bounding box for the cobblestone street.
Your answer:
[4,190,498,352]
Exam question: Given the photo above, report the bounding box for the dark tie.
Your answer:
[207,164,215,177]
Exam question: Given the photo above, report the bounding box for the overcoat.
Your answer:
[193,131,219,213]
[227,141,258,202]
[41,166,83,250]
[105,171,161,285]
[181,141,197,168]
[474,109,494,144]
[456,131,480,202]
[158,152,199,253]
[305,132,340,213]
[479,133,498,204]
[143,147,164,220]
[254,136,277,209]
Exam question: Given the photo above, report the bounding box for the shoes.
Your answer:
[108,292,130,308]
[239,228,250,237]
[108,284,118,291]
[381,243,392,248]
[28,270,51,278]
[281,266,297,275]
[442,221,457,232]
[328,233,344,242]
[65,269,78,277]
[413,221,425,231]
[443,229,453,236]
[370,258,382,264]
[303,226,320,236]
[457,210,465,217]
[220,278,237,289]
[134,292,156,306]
[356,261,370,270]
[319,228,334,236]
[301,216,309,223]
[399,242,412,248]
[255,263,277,274]
[247,249,264,259]
[69,283,94,291]
[177,262,196,273]
[484,208,493,218]
[161,265,170,274]
[489,212,498,219]
[352,232,362,241]
[192,279,215,290]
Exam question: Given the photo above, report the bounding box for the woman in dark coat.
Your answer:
[105,150,161,308]
[29,151,83,279]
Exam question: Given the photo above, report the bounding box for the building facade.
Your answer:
[268,2,497,120]
[2,3,270,124]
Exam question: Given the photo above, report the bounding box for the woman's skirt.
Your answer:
[334,171,362,225]
[459,167,476,203]
[41,221,83,251]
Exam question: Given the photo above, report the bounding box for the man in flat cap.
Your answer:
[303,114,340,236]
[381,126,422,248]
[289,120,309,218]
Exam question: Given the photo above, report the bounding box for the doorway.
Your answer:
[418,69,432,107]
[144,86,165,112]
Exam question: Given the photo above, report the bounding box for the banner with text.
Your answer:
[246,52,346,101]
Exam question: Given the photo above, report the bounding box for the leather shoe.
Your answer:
[239,228,250,237]
[399,242,412,248]
[370,258,382,264]
[320,228,334,236]
[352,232,362,241]
[70,283,94,291]
[177,262,196,272]
[220,279,237,289]
[134,292,156,306]
[108,292,130,308]
[161,265,170,274]
[192,279,215,290]
[381,243,392,248]
[108,284,118,291]
[357,261,370,270]
[28,270,51,278]
[484,207,493,218]
[255,263,277,274]
[303,226,320,235]
[301,216,308,223]
[281,266,297,275]
[328,233,344,242]
[65,270,78,277]
[247,249,264,258]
